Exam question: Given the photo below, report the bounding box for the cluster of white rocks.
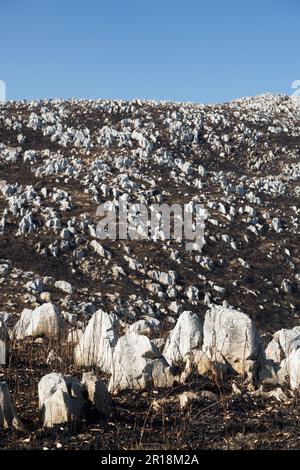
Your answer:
[2,300,300,428]
[1,94,300,429]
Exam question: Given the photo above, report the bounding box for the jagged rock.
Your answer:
[186,286,200,303]
[13,303,62,340]
[55,280,73,294]
[265,326,300,363]
[148,270,177,286]
[109,332,174,393]
[0,382,23,430]
[90,240,112,259]
[277,348,300,390]
[74,309,117,372]
[202,305,262,377]
[263,327,300,389]
[0,318,9,365]
[81,372,111,416]
[38,373,85,427]
[163,311,203,366]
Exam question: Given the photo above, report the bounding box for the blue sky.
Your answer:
[0,0,299,103]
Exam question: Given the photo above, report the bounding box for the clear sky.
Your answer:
[0,0,299,103]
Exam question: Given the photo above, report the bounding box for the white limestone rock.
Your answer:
[90,240,112,259]
[38,373,85,427]
[25,279,45,294]
[13,303,62,340]
[74,309,117,373]
[265,326,300,363]
[163,311,203,366]
[263,327,300,389]
[179,390,218,409]
[202,305,262,376]
[279,349,300,390]
[54,280,73,294]
[109,332,174,394]
[182,348,229,382]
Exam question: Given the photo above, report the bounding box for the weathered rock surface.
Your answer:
[74,309,117,372]
[109,332,174,393]
[13,303,62,340]
[202,305,262,376]
[38,373,85,427]
[259,327,300,388]
[265,327,300,363]
[0,318,9,365]
[280,348,300,390]
[54,280,73,294]
[2,94,300,447]
[163,311,203,365]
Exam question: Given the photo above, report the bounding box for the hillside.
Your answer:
[1,94,300,449]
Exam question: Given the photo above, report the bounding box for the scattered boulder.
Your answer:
[277,348,300,390]
[163,311,203,366]
[54,280,73,295]
[25,279,45,294]
[90,240,112,259]
[109,332,174,393]
[261,327,300,388]
[265,326,300,363]
[74,309,117,372]
[38,373,85,427]
[202,305,262,377]
[13,303,62,340]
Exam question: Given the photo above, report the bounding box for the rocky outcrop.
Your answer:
[13,303,62,340]
[163,311,203,365]
[263,327,300,389]
[265,327,300,363]
[74,309,117,373]
[38,373,86,427]
[201,305,262,377]
[109,332,174,393]
[280,349,300,390]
